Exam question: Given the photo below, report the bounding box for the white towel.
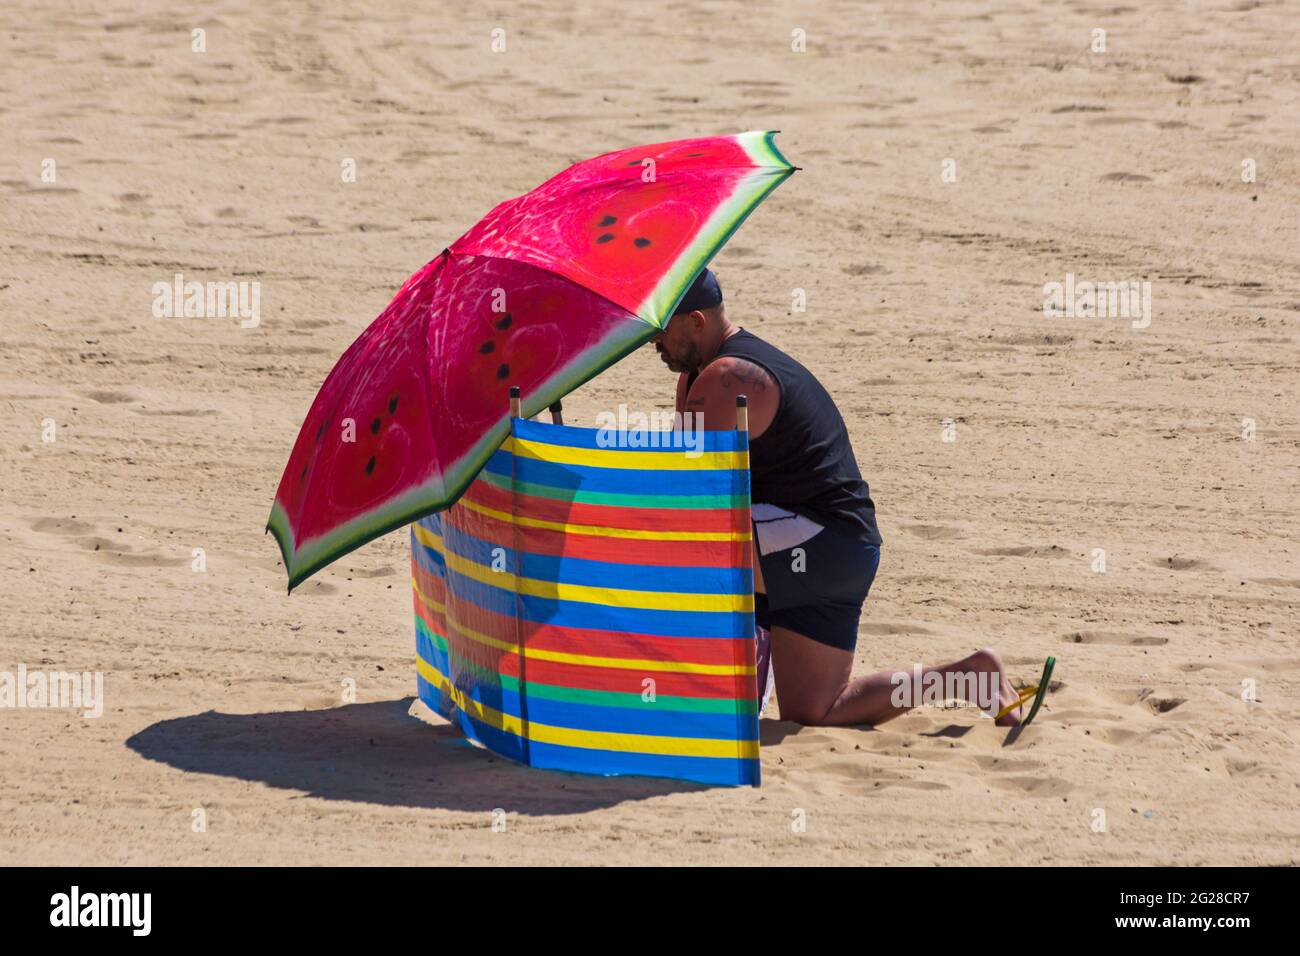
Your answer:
[752,503,824,556]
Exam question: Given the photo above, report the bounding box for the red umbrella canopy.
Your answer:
[268,131,795,590]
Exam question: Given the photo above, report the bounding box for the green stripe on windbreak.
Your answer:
[479,469,744,510]
[417,620,756,715]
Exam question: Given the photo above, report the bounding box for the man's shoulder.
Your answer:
[696,354,777,392]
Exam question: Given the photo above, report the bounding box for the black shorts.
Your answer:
[754,525,880,652]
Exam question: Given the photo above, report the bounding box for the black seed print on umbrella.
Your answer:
[478,312,518,388]
[370,417,381,434]
[300,465,308,481]
[388,395,399,414]
[316,423,326,442]
[594,213,651,250]
[365,456,376,476]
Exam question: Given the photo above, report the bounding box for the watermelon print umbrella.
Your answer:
[268,130,795,590]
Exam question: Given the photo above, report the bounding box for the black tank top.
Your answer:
[688,328,882,545]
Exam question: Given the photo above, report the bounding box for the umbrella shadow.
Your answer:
[126,698,703,813]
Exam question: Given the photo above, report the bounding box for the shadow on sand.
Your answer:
[126,698,705,813]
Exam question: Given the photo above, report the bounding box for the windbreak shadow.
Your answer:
[126,698,702,813]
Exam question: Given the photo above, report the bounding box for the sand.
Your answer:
[2,0,1298,865]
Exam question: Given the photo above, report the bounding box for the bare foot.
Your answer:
[968,647,1022,727]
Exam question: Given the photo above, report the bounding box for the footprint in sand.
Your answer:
[83,389,136,404]
[31,518,186,568]
[1152,555,1215,571]
[988,776,1072,798]
[1063,631,1169,646]
[1250,577,1300,589]
[968,754,1046,773]
[1142,694,1187,715]
[77,536,188,568]
[343,566,396,579]
[31,517,96,536]
[975,544,1070,558]
[900,523,964,540]
[859,621,935,636]
[296,580,340,596]
[1082,725,1144,747]
[873,779,951,792]
[130,407,220,418]
[1225,759,1264,778]
[1103,687,1187,715]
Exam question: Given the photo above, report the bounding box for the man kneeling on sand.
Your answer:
[653,269,1026,726]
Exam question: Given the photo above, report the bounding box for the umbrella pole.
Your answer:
[548,399,564,425]
[735,393,748,431]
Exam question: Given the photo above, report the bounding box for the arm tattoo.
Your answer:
[719,360,772,392]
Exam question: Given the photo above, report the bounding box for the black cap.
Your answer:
[672,268,723,316]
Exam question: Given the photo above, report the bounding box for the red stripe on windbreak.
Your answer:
[520,620,751,667]
[417,599,752,698]
[517,523,747,567]
[443,495,749,568]
[511,657,755,699]
[412,561,446,604]
[427,493,751,569]
[462,479,741,534]
[414,562,751,669]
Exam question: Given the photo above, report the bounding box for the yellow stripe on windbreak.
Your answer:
[507,435,748,473]
[413,523,752,613]
[416,655,759,760]
[412,576,753,677]
[456,492,750,543]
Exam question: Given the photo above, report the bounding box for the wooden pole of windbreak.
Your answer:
[507,385,530,762]
[735,393,750,573]
[734,394,756,761]
[508,385,563,425]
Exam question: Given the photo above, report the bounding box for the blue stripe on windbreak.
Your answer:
[516,593,752,638]
[413,537,752,639]
[431,518,751,595]
[416,635,753,741]
[412,533,447,571]
[414,512,445,533]
[496,456,743,498]
[417,628,526,766]
[513,417,746,453]
[416,673,453,722]
[444,705,757,787]
[451,705,528,764]
[527,738,757,786]
[421,631,757,785]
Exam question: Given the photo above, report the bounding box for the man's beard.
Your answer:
[657,340,701,374]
